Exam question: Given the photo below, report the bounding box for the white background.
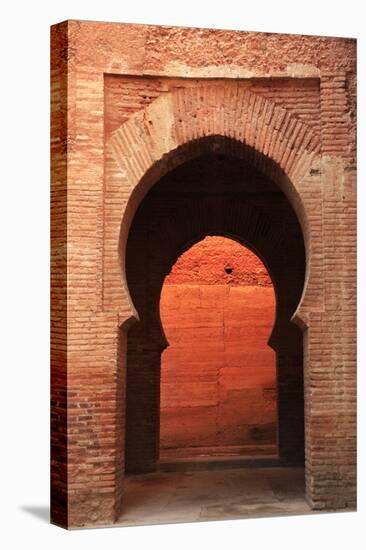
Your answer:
[1,1,365,548]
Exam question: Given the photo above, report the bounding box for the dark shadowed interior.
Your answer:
[125,153,306,475]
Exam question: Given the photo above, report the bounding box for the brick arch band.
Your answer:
[104,86,323,332]
[104,85,325,515]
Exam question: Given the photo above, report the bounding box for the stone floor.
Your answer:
[116,467,314,527]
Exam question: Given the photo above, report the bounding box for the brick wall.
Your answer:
[51,21,356,527]
[50,22,68,528]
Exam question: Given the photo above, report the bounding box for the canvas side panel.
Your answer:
[50,20,68,529]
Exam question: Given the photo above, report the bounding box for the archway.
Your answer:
[106,85,325,517]
[124,150,306,476]
[49,25,357,527]
[159,236,277,465]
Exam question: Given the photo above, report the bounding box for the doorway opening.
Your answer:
[122,147,306,521]
[159,235,277,467]
[125,150,305,475]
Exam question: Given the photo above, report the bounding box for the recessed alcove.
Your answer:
[125,151,306,477]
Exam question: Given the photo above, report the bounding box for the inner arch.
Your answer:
[159,236,277,462]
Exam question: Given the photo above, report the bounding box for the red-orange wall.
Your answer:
[160,236,277,460]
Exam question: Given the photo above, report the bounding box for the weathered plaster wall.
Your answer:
[160,237,277,459]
